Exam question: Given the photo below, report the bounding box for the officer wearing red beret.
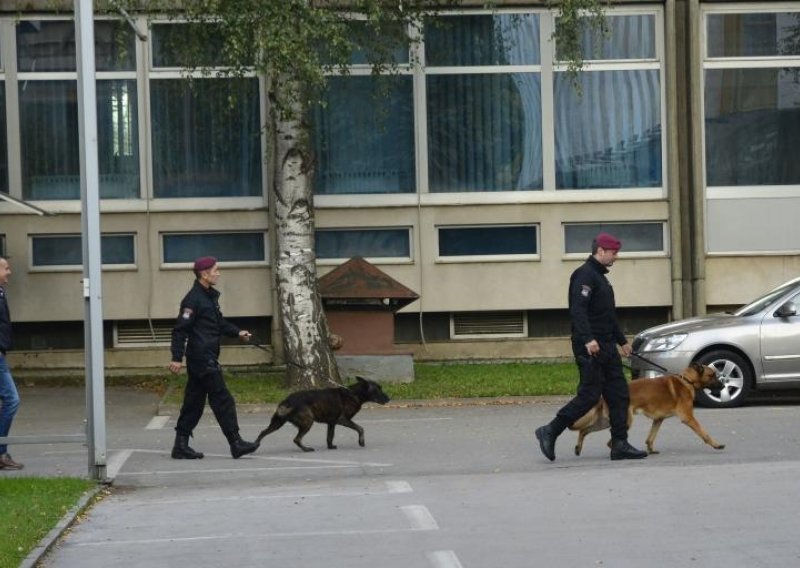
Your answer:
[535,233,647,461]
[168,256,258,459]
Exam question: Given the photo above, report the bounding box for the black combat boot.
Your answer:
[171,434,204,459]
[228,433,258,459]
[535,424,558,462]
[610,438,648,460]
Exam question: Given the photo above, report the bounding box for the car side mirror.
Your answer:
[774,302,797,318]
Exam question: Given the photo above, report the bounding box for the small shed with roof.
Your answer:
[318,257,419,382]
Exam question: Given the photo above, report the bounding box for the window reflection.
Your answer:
[315,229,410,259]
[705,68,800,186]
[426,14,540,66]
[708,12,800,58]
[312,76,415,195]
[554,70,662,189]
[150,78,262,198]
[428,73,543,192]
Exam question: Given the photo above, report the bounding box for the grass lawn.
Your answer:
[159,361,584,405]
[0,477,98,568]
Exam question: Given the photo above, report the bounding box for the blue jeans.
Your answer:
[0,355,20,454]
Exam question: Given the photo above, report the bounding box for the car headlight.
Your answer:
[641,333,687,352]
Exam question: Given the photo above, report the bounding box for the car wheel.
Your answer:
[694,350,753,408]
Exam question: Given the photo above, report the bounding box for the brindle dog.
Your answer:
[570,363,726,456]
[255,376,390,452]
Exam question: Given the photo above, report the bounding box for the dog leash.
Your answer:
[245,333,350,388]
[630,352,671,374]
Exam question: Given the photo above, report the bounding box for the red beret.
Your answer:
[595,232,622,251]
[193,256,217,273]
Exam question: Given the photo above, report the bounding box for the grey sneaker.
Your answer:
[0,453,24,470]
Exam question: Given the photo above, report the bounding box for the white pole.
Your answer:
[75,0,108,481]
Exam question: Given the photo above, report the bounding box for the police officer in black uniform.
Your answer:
[169,256,258,460]
[535,233,647,461]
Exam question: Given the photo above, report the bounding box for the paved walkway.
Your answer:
[7,386,800,568]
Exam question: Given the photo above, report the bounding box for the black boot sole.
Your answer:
[171,450,204,459]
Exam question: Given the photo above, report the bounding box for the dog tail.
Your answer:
[255,410,289,444]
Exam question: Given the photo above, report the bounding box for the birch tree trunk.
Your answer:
[271,75,340,389]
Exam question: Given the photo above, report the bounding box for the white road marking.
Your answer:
[386,480,413,493]
[401,505,439,531]
[74,527,431,548]
[105,449,133,479]
[427,550,464,568]
[145,416,170,430]
[150,484,412,505]
[120,464,384,476]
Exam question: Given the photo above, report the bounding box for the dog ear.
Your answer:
[691,362,704,375]
[355,376,367,383]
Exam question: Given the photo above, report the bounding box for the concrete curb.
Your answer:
[20,484,106,568]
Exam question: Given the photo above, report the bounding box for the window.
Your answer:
[17,20,140,200]
[437,225,538,260]
[150,23,262,199]
[554,15,662,189]
[30,234,136,268]
[707,12,800,57]
[311,21,414,196]
[315,228,411,261]
[563,222,665,254]
[310,9,664,199]
[704,12,800,187]
[426,14,543,192]
[162,232,267,264]
[313,76,415,195]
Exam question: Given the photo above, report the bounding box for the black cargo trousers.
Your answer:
[175,357,239,439]
[555,339,631,441]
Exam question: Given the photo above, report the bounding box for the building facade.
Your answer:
[1,1,799,369]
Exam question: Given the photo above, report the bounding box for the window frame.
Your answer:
[147,19,266,203]
[13,16,144,203]
[702,4,800,201]
[435,223,540,263]
[28,232,137,271]
[159,230,269,269]
[315,226,414,266]
[315,6,667,209]
[562,221,669,259]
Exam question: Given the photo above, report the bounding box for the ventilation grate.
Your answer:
[115,321,173,347]
[451,311,527,338]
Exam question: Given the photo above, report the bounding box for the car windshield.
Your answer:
[734,279,800,317]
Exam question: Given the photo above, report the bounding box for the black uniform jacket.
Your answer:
[0,286,11,354]
[568,255,626,347]
[170,280,240,363]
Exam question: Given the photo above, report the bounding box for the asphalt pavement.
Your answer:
[5,385,800,568]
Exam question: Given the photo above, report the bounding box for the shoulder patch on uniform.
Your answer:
[181,308,193,319]
[581,285,592,297]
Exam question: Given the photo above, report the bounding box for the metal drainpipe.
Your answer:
[665,0,684,321]
[689,0,707,316]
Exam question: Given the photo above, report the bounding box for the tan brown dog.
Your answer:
[570,363,726,456]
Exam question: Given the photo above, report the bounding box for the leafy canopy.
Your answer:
[104,0,609,105]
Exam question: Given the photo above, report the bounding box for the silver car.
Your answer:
[630,277,800,408]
